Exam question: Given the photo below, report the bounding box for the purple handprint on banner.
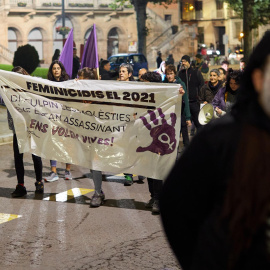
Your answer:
[136,108,177,155]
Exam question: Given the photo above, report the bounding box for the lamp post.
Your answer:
[240,32,244,50]
[61,0,65,42]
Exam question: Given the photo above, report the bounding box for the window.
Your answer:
[181,2,195,20]
[109,57,117,63]
[165,15,172,22]
[195,1,203,19]
[28,28,43,59]
[8,29,17,52]
[234,22,242,39]
[117,56,126,64]
[53,17,73,53]
[216,0,223,10]
[198,27,204,44]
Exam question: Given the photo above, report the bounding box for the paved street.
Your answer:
[0,107,181,270]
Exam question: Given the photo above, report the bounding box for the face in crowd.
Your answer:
[240,61,245,71]
[219,68,226,81]
[166,70,176,83]
[119,67,131,81]
[181,59,190,69]
[103,62,111,72]
[52,63,62,81]
[138,68,147,81]
[230,79,240,91]
[221,63,229,71]
[210,71,219,86]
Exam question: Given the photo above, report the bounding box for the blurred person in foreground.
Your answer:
[160,31,270,270]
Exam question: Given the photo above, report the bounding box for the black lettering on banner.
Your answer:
[141,92,148,102]
[123,92,131,101]
[123,91,156,103]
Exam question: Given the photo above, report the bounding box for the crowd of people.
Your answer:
[5,29,270,269]
[7,39,249,216]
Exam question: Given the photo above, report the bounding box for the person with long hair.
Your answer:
[212,69,243,117]
[44,60,72,182]
[9,66,43,197]
[160,31,270,270]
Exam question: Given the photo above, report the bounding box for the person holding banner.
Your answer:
[164,64,191,149]
[140,71,186,214]
[77,67,104,207]
[118,63,137,186]
[9,66,44,197]
[44,60,73,182]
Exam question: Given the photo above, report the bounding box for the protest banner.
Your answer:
[0,70,181,180]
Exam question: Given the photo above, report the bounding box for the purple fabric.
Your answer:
[59,28,73,79]
[212,87,226,110]
[80,24,99,69]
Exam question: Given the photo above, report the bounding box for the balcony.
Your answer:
[7,0,129,9]
[216,9,224,18]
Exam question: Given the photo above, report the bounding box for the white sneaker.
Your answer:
[64,170,72,180]
[44,172,59,182]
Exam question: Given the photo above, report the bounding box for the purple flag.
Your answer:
[80,24,99,69]
[59,28,73,79]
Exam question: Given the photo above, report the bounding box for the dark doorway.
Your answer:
[217,27,225,55]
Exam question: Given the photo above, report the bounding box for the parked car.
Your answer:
[108,53,148,77]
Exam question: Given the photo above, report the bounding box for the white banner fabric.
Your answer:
[0,70,181,180]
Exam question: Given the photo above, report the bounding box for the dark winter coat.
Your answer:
[178,68,205,102]
[160,99,270,270]
[199,80,223,104]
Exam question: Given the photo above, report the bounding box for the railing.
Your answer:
[7,0,122,8]
[0,44,14,64]
[9,0,32,7]
[216,9,224,18]
[146,27,173,50]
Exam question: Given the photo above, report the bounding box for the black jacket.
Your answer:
[100,68,117,80]
[160,100,270,270]
[178,68,204,102]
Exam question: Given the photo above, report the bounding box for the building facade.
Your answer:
[180,0,270,58]
[0,0,197,67]
[1,0,267,67]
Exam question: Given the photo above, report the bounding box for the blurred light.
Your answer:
[240,32,244,38]
[189,4,194,10]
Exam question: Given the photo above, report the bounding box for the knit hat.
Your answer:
[181,55,190,63]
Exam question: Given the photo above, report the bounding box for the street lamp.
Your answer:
[62,0,65,42]
[240,32,244,50]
